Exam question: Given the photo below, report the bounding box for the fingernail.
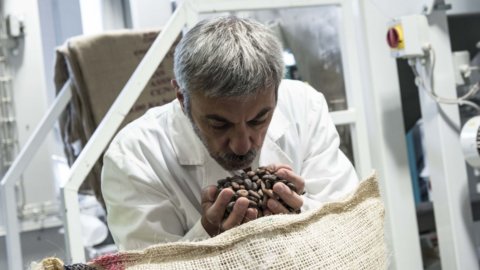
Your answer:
[220,190,233,201]
[275,183,286,193]
[237,198,248,209]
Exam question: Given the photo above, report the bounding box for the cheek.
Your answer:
[259,119,273,137]
[201,131,229,151]
[253,126,269,146]
[259,129,269,143]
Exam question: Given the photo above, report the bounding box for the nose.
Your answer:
[228,128,252,156]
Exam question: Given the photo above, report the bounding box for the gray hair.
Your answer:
[173,16,284,101]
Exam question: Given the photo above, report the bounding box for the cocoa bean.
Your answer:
[227,201,235,212]
[248,190,261,199]
[231,182,240,190]
[287,182,297,192]
[244,179,253,190]
[236,189,249,197]
[263,188,274,198]
[215,166,301,219]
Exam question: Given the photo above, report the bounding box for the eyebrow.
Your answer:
[205,107,273,123]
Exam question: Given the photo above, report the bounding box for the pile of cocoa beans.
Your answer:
[216,166,300,219]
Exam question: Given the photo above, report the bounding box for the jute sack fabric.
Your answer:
[54,30,179,205]
[87,172,386,270]
[31,173,386,269]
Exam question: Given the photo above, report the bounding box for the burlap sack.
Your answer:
[32,173,386,269]
[54,30,179,206]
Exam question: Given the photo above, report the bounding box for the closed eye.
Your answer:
[247,108,271,127]
[248,118,267,126]
[209,120,231,130]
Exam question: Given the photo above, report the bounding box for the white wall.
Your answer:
[128,0,173,29]
[3,0,57,209]
[364,0,431,19]
[364,0,480,18]
[79,0,125,35]
[0,0,84,223]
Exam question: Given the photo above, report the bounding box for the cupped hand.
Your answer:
[264,164,305,214]
[200,186,258,237]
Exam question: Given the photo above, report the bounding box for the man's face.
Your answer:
[179,86,276,171]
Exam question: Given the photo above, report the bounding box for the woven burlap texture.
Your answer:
[94,173,386,270]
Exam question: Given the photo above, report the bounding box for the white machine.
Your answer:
[461,115,480,167]
[387,15,480,168]
[459,47,480,168]
[387,10,480,270]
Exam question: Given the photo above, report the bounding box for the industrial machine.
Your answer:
[387,10,480,269]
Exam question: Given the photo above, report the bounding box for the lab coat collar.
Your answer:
[169,99,291,167]
[259,105,294,167]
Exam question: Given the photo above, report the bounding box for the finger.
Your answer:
[263,209,272,216]
[272,182,303,210]
[275,169,305,194]
[204,188,234,225]
[222,197,249,230]
[201,186,217,211]
[267,198,290,214]
[242,208,258,224]
[265,163,293,173]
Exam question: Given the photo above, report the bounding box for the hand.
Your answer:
[265,164,305,215]
[200,186,258,237]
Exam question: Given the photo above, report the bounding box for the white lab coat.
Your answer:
[102,79,359,251]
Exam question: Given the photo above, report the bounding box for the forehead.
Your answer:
[190,87,276,118]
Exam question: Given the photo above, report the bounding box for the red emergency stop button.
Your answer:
[387,26,404,49]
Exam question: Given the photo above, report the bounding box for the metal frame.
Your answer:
[60,2,187,262]
[335,0,373,179]
[352,1,425,269]
[0,79,72,269]
[0,0,425,268]
[62,0,373,263]
[414,8,479,269]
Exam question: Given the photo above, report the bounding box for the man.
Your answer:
[101,16,358,251]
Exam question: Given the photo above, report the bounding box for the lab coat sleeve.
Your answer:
[299,85,359,211]
[182,219,211,240]
[102,149,210,251]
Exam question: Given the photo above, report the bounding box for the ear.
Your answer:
[172,79,185,111]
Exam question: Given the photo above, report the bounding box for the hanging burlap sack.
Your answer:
[54,30,180,207]
[33,173,386,270]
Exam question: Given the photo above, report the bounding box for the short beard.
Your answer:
[216,149,257,171]
[184,102,257,171]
